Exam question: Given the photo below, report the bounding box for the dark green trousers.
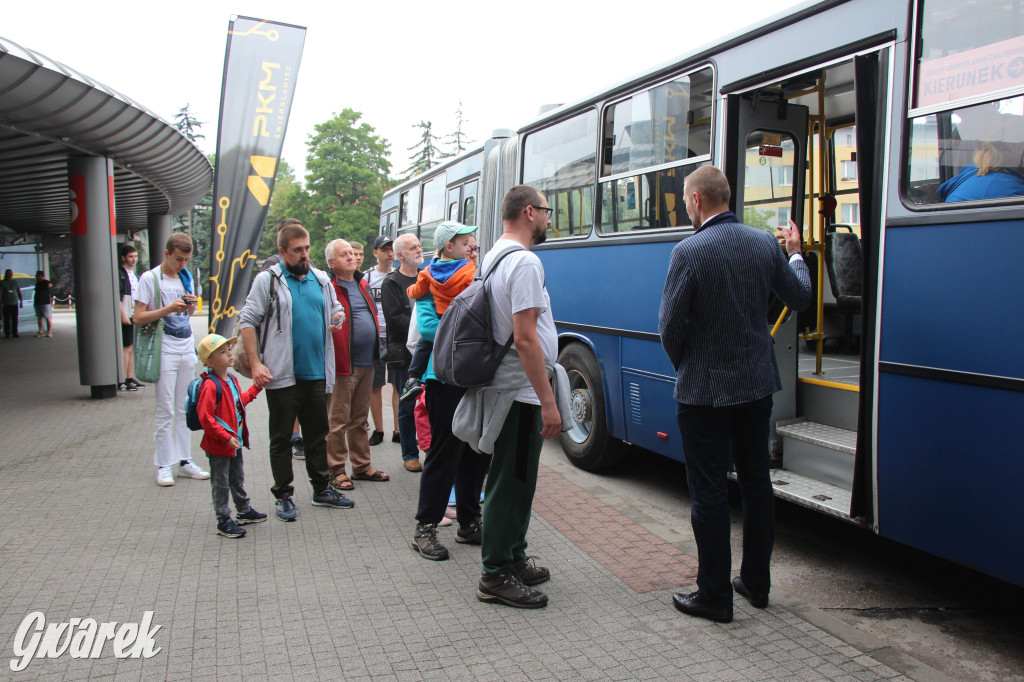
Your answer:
[266,379,331,499]
[481,401,543,574]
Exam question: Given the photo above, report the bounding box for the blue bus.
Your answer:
[380,0,1024,587]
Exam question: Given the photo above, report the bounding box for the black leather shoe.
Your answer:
[672,591,732,623]
[732,577,768,608]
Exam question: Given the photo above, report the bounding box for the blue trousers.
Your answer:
[676,395,774,608]
[388,364,419,462]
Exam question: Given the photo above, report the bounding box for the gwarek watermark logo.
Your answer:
[9,611,162,672]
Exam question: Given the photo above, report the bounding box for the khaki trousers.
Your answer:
[326,365,374,478]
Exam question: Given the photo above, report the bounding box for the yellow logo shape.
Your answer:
[247,155,277,206]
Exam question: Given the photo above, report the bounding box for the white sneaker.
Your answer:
[178,461,210,480]
[156,466,175,487]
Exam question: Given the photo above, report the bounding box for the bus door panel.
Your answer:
[726,94,810,449]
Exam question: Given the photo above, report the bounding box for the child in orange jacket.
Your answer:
[400,221,478,403]
[196,333,266,538]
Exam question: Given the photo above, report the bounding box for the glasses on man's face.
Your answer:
[468,246,480,253]
[530,205,554,218]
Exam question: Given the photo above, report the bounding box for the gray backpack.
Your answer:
[433,244,524,388]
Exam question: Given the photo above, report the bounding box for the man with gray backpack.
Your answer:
[452,185,571,609]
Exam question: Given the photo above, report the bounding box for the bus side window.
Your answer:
[597,66,713,233]
[522,110,599,241]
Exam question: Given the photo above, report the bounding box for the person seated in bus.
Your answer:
[938,141,1024,203]
[399,221,478,403]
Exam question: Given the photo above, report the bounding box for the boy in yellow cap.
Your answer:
[196,333,266,537]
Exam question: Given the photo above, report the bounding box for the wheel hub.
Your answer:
[570,388,591,424]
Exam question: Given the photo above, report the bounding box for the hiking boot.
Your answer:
[312,487,355,509]
[411,523,449,561]
[156,466,174,487]
[511,556,550,586]
[216,518,246,538]
[399,378,423,403]
[275,495,297,522]
[477,570,548,608]
[404,459,422,472]
[291,437,305,460]
[368,430,384,446]
[178,461,210,479]
[236,508,268,525]
[455,518,482,545]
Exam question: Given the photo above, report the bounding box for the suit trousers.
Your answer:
[415,380,490,526]
[676,395,774,608]
[326,365,374,478]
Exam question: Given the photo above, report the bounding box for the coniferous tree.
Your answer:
[404,120,444,178]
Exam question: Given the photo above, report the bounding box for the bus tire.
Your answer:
[557,343,627,471]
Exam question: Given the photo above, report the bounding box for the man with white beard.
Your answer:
[381,233,424,472]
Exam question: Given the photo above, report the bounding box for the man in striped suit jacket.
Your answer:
[659,165,811,623]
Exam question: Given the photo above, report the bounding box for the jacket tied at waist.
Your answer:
[453,351,573,455]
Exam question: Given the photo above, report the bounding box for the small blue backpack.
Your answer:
[185,371,230,432]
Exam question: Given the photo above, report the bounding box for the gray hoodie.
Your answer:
[237,263,344,392]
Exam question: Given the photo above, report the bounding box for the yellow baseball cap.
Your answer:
[197,333,238,366]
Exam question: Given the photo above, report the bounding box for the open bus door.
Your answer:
[724,92,810,457]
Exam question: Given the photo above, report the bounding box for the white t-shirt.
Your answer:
[364,267,388,338]
[483,238,557,405]
[135,267,195,355]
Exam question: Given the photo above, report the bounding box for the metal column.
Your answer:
[69,157,120,399]
[147,214,172,270]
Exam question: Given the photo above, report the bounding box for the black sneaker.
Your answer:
[217,518,246,538]
[368,430,384,446]
[120,382,137,392]
[411,523,449,561]
[236,508,268,524]
[456,518,482,545]
[399,378,423,403]
[311,487,355,509]
[291,437,305,460]
[511,556,550,586]
[477,570,548,608]
[126,378,145,389]
[391,431,401,443]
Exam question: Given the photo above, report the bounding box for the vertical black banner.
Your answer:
[208,17,305,335]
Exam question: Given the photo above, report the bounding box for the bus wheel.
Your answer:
[557,343,626,471]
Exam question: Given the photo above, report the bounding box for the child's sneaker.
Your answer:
[217,518,246,538]
[236,508,268,525]
[399,378,423,403]
[291,437,305,460]
[179,461,210,479]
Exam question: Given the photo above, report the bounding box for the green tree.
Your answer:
[260,160,311,259]
[743,207,778,234]
[304,109,391,263]
[442,101,473,157]
[174,103,205,143]
[404,120,443,178]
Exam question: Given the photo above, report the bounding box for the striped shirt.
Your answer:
[658,212,811,407]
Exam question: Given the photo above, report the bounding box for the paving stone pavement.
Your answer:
[0,314,930,680]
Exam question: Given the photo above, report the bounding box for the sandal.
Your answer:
[352,469,390,482]
[331,475,354,491]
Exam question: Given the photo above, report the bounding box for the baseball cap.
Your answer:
[433,221,478,252]
[373,235,394,250]
[197,333,238,366]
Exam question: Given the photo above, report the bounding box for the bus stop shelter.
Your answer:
[0,35,212,397]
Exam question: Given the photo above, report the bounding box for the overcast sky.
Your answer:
[5,0,804,184]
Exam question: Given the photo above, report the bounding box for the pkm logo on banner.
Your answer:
[9,611,162,672]
[247,155,277,206]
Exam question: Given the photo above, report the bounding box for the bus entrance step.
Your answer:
[729,468,858,523]
[776,419,856,492]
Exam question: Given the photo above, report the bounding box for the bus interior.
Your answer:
[730,55,880,523]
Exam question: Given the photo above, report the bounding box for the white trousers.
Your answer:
[153,350,197,468]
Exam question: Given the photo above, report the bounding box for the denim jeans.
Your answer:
[207,452,251,521]
[388,364,419,461]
